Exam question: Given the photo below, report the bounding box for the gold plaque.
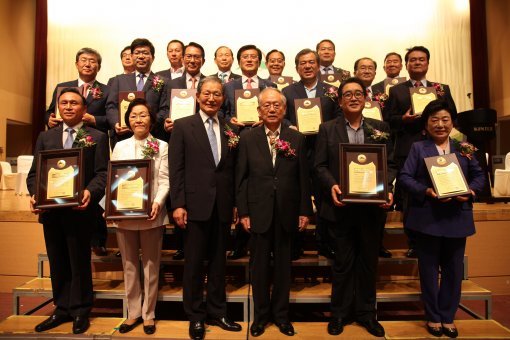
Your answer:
[47,165,75,199]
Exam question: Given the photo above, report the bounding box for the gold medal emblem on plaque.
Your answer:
[57,160,66,169]
[243,90,251,98]
[304,100,311,107]
[357,154,367,164]
[127,92,136,101]
[419,88,427,94]
[437,157,446,165]
[179,90,188,97]
[364,102,371,108]
[327,75,334,82]
[278,77,284,84]
[392,78,398,84]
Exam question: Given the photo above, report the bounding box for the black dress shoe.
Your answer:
[207,317,242,331]
[357,318,385,337]
[143,321,156,335]
[318,247,336,260]
[276,322,295,336]
[250,323,266,337]
[118,317,143,333]
[227,248,246,260]
[442,325,459,338]
[72,316,90,334]
[426,323,443,337]
[173,249,185,260]
[189,320,205,340]
[379,246,392,258]
[35,314,72,332]
[327,318,344,335]
[406,248,417,258]
[92,246,107,256]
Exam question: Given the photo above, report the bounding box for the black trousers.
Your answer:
[250,203,291,325]
[183,207,228,321]
[327,205,383,320]
[42,209,93,317]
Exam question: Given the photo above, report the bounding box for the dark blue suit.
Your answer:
[398,138,485,323]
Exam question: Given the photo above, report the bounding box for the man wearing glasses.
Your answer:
[106,38,169,145]
[315,78,397,337]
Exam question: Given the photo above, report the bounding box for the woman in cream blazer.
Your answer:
[111,98,169,335]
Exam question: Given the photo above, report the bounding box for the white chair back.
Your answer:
[17,155,34,173]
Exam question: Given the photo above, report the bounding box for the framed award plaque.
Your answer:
[383,77,406,95]
[35,148,84,209]
[235,89,260,124]
[339,143,388,204]
[170,89,197,121]
[362,101,382,121]
[118,91,145,127]
[424,153,470,199]
[105,159,153,220]
[410,87,437,116]
[270,75,293,91]
[320,74,342,88]
[294,98,323,135]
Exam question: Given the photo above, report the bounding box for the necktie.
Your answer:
[220,73,227,84]
[268,130,279,166]
[414,81,423,87]
[324,67,332,74]
[64,128,75,149]
[366,88,372,100]
[137,74,145,91]
[191,77,197,89]
[82,83,90,97]
[207,117,219,166]
[246,78,253,89]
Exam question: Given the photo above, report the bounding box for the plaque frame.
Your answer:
[105,159,153,220]
[234,88,260,124]
[35,148,84,209]
[294,98,323,135]
[118,91,145,127]
[339,143,388,204]
[170,88,197,121]
[409,86,437,116]
[424,153,470,199]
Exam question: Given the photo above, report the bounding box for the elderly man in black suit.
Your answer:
[46,47,110,134]
[315,78,397,337]
[27,88,109,334]
[169,77,242,340]
[383,45,457,257]
[282,48,340,260]
[106,38,169,145]
[237,88,312,337]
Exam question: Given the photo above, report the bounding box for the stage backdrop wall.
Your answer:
[46,0,472,112]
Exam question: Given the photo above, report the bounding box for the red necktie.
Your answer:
[191,77,197,89]
[82,83,90,97]
[246,78,253,89]
[414,81,423,87]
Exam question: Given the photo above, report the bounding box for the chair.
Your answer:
[0,161,16,190]
[14,155,34,195]
[493,152,510,197]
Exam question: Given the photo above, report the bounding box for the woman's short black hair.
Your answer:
[421,99,454,129]
[124,98,154,129]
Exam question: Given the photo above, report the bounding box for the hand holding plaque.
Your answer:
[295,98,322,134]
[424,153,470,199]
[235,89,260,124]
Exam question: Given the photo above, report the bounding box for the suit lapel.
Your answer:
[295,81,308,99]
[423,139,440,157]
[254,126,274,170]
[334,117,349,144]
[191,114,216,167]
[274,126,290,172]
[143,72,154,92]
[217,118,229,168]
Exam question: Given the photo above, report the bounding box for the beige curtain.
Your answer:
[47,0,472,111]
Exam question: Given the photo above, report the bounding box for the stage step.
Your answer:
[1,316,509,339]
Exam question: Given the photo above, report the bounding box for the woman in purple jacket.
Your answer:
[398,99,485,338]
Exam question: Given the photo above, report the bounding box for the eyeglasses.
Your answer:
[268,58,284,63]
[241,54,259,61]
[184,54,203,61]
[133,50,151,57]
[78,57,98,65]
[129,113,150,120]
[342,91,364,100]
[260,102,282,111]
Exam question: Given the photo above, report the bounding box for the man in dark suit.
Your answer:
[223,44,276,124]
[156,39,185,80]
[371,52,404,95]
[282,48,340,260]
[46,48,110,134]
[222,44,276,260]
[27,88,109,334]
[266,49,286,78]
[106,38,169,145]
[383,45,457,257]
[354,57,383,99]
[210,46,241,83]
[107,46,135,87]
[315,78,397,337]
[237,88,312,337]
[316,39,351,80]
[169,77,242,340]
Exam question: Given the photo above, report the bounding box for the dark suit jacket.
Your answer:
[370,81,385,96]
[282,80,340,126]
[210,72,242,82]
[168,114,237,223]
[332,66,351,80]
[167,73,205,91]
[26,125,109,223]
[156,69,172,81]
[106,72,169,140]
[314,117,397,222]
[382,80,457,158]
[398,139,485,238]
[222,76,276,120]
[236,126,312,233]
[46,80,110,133]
